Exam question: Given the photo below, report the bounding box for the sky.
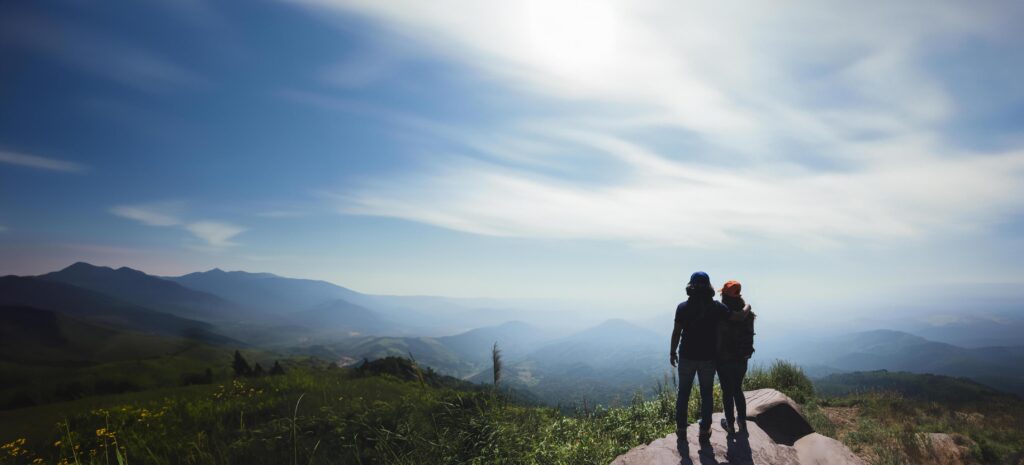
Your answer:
[2,0,1024,322]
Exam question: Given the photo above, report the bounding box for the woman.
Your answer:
[716,280,756,436]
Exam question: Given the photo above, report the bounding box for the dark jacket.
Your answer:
[675,287,732,361]
[717,294,755,361]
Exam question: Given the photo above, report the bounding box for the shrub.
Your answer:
[743,360,814,403]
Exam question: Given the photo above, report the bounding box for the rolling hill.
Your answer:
[0,305,254,410]
[0,306,207,364]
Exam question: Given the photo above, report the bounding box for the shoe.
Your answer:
[737,420,748,437]
[720,418,735,436]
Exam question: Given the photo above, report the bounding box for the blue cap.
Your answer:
[689,271,711,287]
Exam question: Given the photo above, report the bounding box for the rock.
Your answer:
[610,389,865,465]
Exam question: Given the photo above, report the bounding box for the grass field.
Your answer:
[2,358,1022,464]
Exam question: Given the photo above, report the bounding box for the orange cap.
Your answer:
[720,280,742,297]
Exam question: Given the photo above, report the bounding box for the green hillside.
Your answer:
[814,370,1024,464]
[0,358,680,465]
[3,357,1022,465]
[0,306,264,410]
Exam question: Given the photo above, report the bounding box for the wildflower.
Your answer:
[54,440,62,447]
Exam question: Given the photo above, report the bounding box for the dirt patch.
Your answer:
[823,406,860,435]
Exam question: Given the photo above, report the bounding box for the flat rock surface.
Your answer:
[611,389,865,465]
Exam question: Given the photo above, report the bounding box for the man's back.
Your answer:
[675,297,729,361]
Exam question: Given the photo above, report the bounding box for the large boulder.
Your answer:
[611,389,865,465]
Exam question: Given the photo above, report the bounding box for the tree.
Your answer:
[253,363,265,377]
[232,350,252,377]
[492,341,502,386]
[269,360,285,376]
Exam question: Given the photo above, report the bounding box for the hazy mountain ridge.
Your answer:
[6,262,1024,405]
[784,329,1024,396]
[41,262,248,323]
[0,275,233,345]
[168,268,362,315]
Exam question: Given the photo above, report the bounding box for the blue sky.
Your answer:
[2,0,1024,321]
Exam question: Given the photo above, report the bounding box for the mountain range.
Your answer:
[3,261,1023,406]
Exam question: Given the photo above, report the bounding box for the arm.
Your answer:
[670,320,682,367]
[728,303,752,321]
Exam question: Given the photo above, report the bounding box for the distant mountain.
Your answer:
[786,329,1024,396]
[526,318,661,367]
[0,275,234,345]
[290,299,393,335]
[900,314,1024,348]
[168,267,511,335]
[168,268,361,315]
[814,370,1019,403]
[474,319,669,406]
[438,321,552,364]
[41,262,247,323]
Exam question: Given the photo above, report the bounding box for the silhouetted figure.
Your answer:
[670,271,748,442]
[717,280,756,436]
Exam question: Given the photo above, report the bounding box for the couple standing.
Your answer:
[669,271,756,442]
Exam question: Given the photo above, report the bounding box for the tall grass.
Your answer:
[743,360,815,404]
[0,365,680,465]
[20,358,993,465]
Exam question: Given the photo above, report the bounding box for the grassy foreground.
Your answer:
[0,357,822,465]
[3,358,1021,465]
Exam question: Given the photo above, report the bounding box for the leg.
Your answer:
[676,358,698,432]
[735,359,748,429]
[696,360,716,432]
[717,361,736,428]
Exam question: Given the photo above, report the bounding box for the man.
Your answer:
[670,271,746,442]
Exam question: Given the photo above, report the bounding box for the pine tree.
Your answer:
[269,360,285,376]
[232,350,252,377]
[253,363,264,377]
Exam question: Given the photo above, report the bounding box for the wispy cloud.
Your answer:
[110,205,182,226]
[293,0,1024,248]
[111,204,246,248]
[1,12,202,92]
[0,150,86,172]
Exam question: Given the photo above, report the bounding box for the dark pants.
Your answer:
[677,358,716,432]
[717,359,748,427]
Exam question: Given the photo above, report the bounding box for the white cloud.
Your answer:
[184,221,246,247]
[110,205,182,226]
[111,204,245,248]
[0,150,86,172]
[292,0,1024,248]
